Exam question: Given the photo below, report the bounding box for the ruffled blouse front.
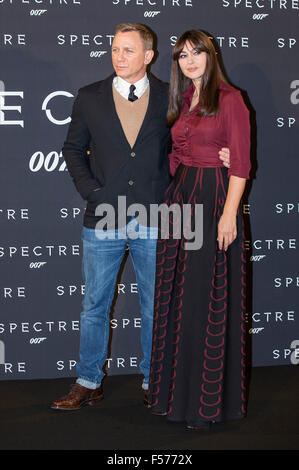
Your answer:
[169,81,251,179]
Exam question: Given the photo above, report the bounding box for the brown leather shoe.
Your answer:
[51,383,103,411]
[143,390,152,408]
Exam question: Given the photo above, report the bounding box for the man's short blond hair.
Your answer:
[115,23,154,50]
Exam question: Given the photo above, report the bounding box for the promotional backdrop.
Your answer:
[0,0,298,381]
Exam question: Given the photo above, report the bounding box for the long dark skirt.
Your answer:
[148,164,248,426]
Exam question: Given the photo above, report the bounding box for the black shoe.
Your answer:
[186,422,210,431]
[152,410,167,416]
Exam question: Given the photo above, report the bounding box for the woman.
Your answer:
[148,30,251,430]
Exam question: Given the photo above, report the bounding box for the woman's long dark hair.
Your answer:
[167,30,226,126]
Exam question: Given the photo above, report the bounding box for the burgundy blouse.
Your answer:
[169,81,251,179]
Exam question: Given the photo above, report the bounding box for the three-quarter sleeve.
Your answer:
[224,90,251,179]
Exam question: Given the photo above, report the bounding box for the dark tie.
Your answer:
[128,84,138,102]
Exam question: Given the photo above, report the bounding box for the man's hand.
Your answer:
[219,147,230,168]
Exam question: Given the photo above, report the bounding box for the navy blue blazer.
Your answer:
[62,73,171,228]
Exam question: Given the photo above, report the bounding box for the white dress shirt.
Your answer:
[113,74,149,100]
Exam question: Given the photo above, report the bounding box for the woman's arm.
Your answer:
[217,89,251,250]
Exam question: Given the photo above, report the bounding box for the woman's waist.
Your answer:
[177,163,226,173]
[177,154,225,168]
[179,161,224,169]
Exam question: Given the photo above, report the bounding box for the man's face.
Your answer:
[111,31,154,83]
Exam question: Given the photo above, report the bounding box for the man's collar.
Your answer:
[113,74,149,100]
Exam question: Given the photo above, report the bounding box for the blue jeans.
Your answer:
[76,220,157,390]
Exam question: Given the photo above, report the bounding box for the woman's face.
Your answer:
[178,41,207,82]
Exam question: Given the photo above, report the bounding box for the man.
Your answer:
[51,23,230,411]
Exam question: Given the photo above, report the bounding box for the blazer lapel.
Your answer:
[96,73,132,152]
[134,74,163,147]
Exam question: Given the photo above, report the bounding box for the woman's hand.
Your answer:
[219,147,230,168]
[217,175,246,251]
[217,212,237,251]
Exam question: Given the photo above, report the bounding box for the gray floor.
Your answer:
[0,365,298,451]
